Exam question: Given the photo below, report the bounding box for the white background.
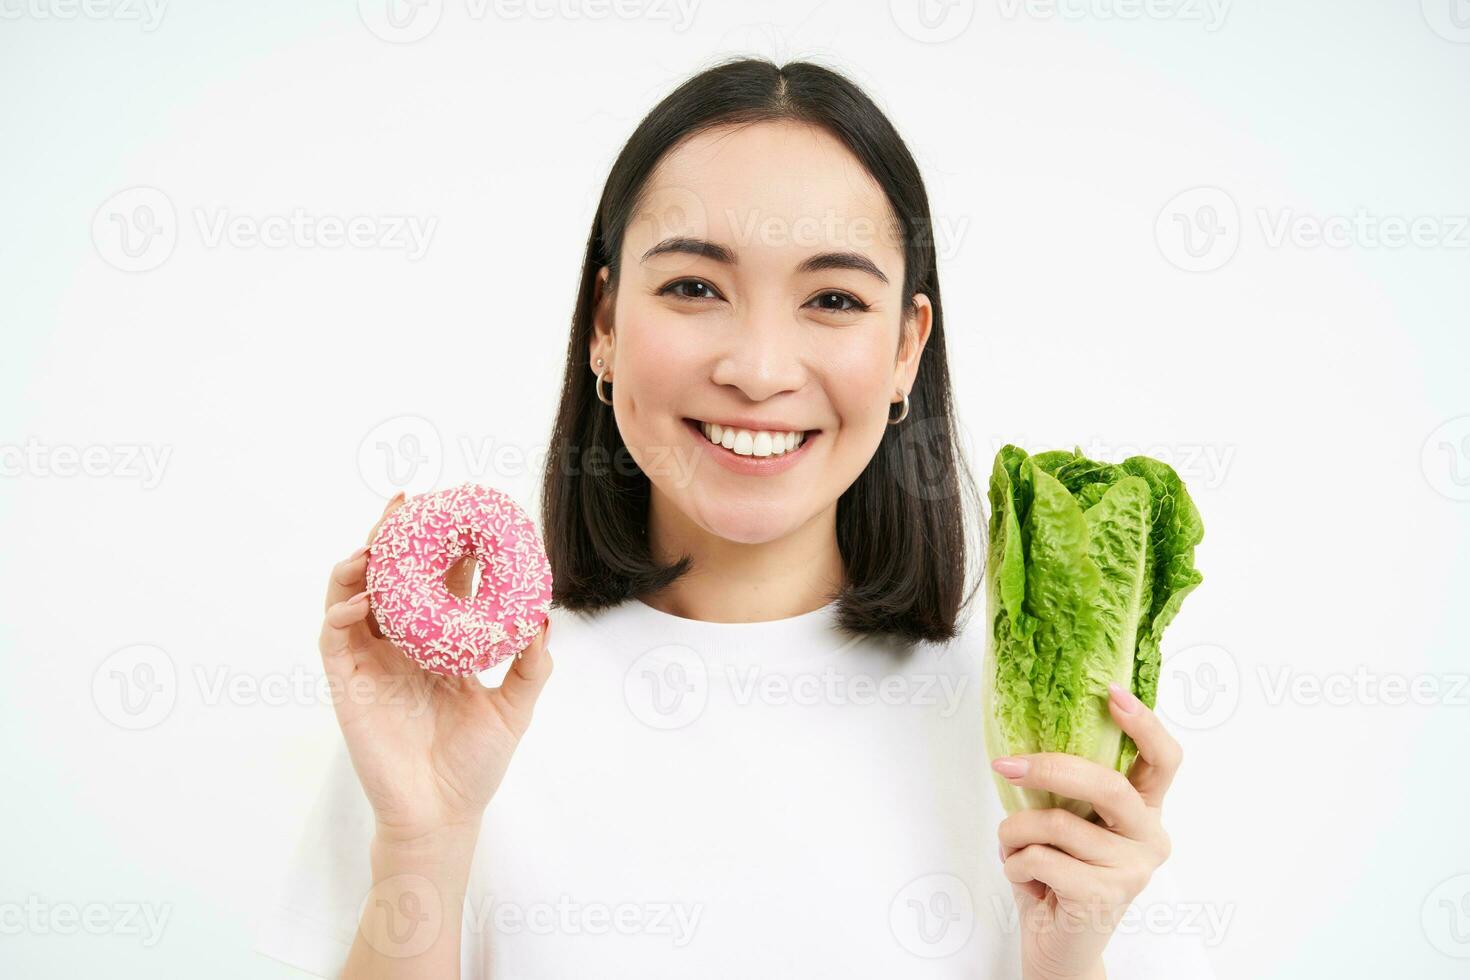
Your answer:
[2,0,1468,976]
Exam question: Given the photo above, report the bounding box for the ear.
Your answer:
[894,292,934,391]
[589,266,616,369]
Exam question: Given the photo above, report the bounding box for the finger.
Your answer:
[991,753,1151,840]
[998,841,1045,903]
[319,590,371,678]
[324,547,370,612]
[323,491,404,613]
[998,807,1124,866]
[1107,682,1184,807]
[1002,843,1097,900]
[490,618,553,737]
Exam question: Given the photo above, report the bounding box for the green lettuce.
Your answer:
[981,445,1204,817]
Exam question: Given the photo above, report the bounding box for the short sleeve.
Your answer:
[1101,863,1219,979]
[253,744,376,978]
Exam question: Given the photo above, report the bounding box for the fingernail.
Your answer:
[1109,682,1143,714]
[347,544,369,561]
[998,843,1006,863]
[992,757,1029,779]
[348,589,369,604]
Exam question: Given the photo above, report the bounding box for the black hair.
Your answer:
[540,56,983,645]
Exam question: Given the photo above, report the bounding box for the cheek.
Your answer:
[609,310,698,434]
[821,342,898,433]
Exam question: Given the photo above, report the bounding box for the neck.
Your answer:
[642,487,845,624]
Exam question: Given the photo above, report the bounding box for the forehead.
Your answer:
[629,119,902,264]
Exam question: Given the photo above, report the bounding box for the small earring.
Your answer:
[596,367,614,406]
[887,388,909,425]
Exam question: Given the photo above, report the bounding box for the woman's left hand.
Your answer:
[992,682,1183,980]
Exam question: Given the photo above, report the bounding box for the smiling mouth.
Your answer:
[682,418,819,458]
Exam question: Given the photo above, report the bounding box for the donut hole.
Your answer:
[443,553,484,600]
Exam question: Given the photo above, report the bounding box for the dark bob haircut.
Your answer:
[540,56,983,645]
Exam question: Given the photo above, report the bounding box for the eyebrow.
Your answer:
[641,237,889,286]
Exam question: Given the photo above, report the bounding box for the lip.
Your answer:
[687,415,815,435]
[683,417,819,476]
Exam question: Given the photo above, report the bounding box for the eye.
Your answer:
[658,279,722,302]
[807,290,871,315]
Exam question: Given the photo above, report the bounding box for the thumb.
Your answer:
[489,617,553,737]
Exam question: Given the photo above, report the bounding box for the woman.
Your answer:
[259,57,1212,979]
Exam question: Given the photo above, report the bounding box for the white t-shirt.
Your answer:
[256,597,1217,978]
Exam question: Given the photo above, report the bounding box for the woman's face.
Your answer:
[591,119,932,547]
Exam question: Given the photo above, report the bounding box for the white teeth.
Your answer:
[697,421,807,457]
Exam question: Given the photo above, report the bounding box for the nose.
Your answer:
[708,300,807,402]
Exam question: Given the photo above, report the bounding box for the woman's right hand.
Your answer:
[317,492,554,845]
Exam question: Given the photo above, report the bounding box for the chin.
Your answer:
[692,497,803,546]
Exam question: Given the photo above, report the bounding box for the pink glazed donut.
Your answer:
[365,482,554,676]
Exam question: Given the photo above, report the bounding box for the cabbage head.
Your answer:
[982,445,1204,818]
